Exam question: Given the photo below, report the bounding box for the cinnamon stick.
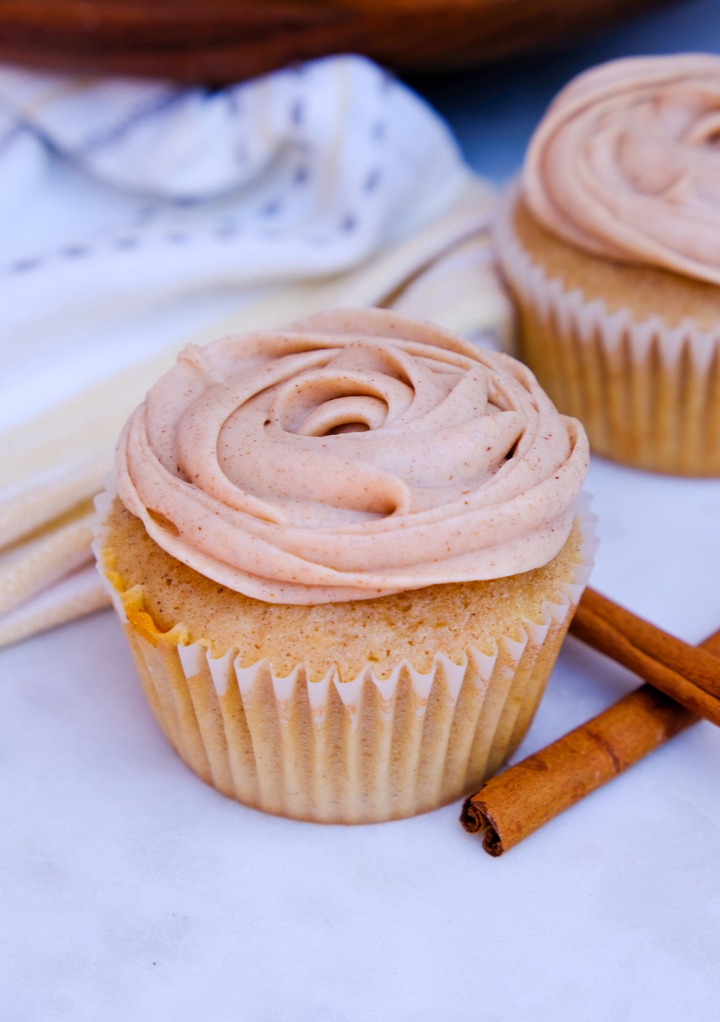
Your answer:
[460,596,720,856]
[569,588,720,725]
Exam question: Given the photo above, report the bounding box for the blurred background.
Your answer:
[2,0,718,179]
[412,0,720,178]
[0,0,689,84]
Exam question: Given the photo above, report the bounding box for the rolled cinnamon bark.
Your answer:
[460,598,720,856]
[570,589,720,724]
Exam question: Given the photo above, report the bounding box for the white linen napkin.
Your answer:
[0,54,512,647]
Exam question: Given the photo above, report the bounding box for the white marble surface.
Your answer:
[4,3,720,1019]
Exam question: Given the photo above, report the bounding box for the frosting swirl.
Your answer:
[523,54,720,284]
[116,309,588,603]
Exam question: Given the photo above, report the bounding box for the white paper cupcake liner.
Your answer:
[93,487,597,824]
[496,187,720,476]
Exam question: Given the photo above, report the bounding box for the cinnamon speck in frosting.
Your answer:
[523,53,720,284]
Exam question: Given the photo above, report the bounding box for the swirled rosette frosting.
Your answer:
[115,309,588,603]
[523,54,720,284]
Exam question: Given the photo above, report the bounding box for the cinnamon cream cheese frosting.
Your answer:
[115,309,588,603]
[523,53,720,285]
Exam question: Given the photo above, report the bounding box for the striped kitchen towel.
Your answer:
[0,53,512,647]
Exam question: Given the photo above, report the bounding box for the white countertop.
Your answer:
[4,3,720,1019]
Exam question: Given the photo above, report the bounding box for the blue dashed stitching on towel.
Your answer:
[61,245,90,259]
[76,90,187,155]
[112,237,140,250]
[134,205,162,223]
[363,168,381,193]
[260,200,282,217]
[3,217,341,278]
[9,257,42,273]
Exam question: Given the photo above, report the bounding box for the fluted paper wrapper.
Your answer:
[93,490,597,824]
[497,191,720,476]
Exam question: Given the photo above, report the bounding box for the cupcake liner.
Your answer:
[93,488,597,824]
[496,188,720,476]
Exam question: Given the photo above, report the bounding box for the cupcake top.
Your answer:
[523,53,720,285]
[115,309,588,603]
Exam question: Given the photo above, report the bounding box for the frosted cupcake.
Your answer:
[94,308,593,823]
[497,54,720,476]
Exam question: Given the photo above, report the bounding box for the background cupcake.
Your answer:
[95,308,593,824]
[497,54,720,476]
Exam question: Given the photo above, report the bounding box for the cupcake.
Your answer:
[94,308,593,823]
[497,54,720,476]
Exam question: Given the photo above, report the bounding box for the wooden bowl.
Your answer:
[0,0,672,83]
